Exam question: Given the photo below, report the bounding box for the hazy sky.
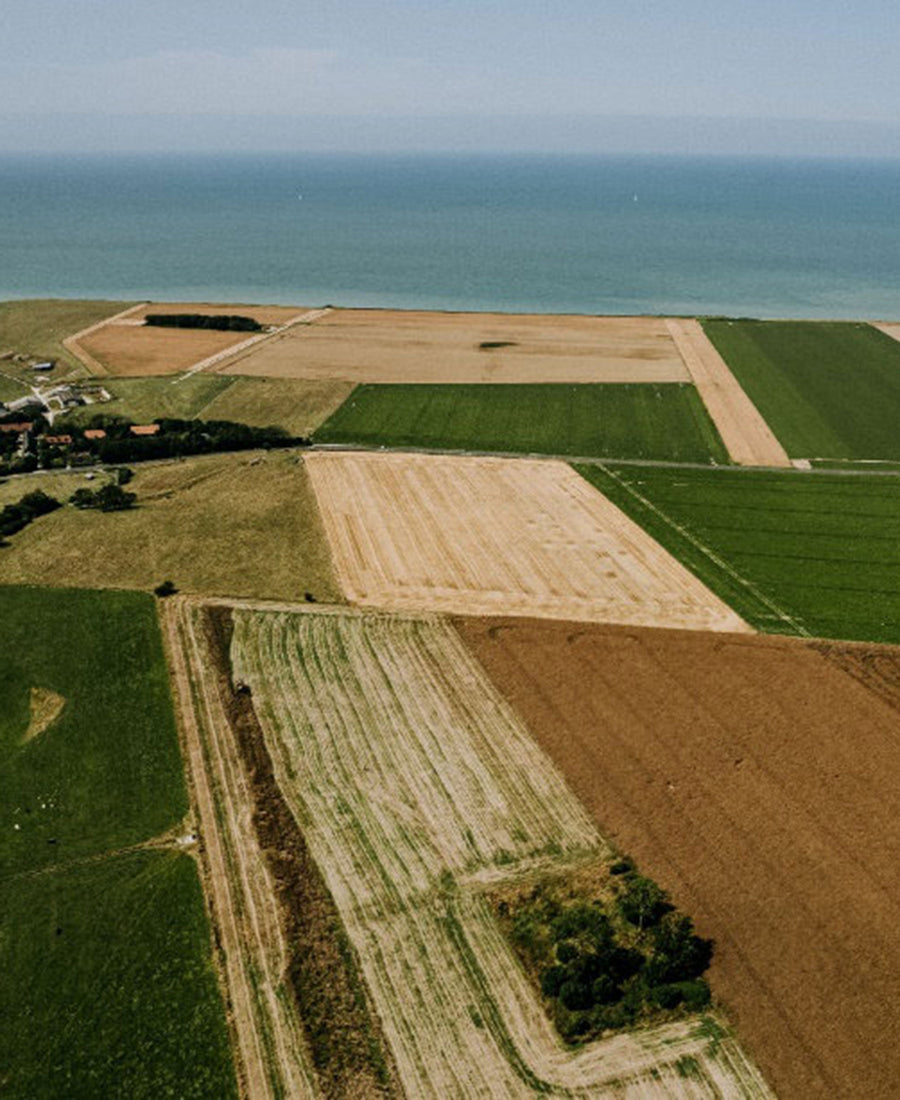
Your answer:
[3,0,900,154]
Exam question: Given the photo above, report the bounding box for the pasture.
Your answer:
[306,451,747,630]
[222,308,690,384]
[314,382,730,462]
[73,301,304,376]
[0,298,133,375]
[702,319,900,460]
[0,586,235,1096]
[0,451,341,603]
[457,615,900,1098]
[221,605,769,1097]
[577,463,900,643]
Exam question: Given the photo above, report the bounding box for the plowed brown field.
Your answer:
[306,451,749,631]
[222,308,690,383]
[456,617,900,1100]
[74,302,305,375]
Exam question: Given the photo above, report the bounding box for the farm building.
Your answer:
[130,424,160,436]
[32,361,55,372]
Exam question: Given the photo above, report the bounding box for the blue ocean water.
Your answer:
[2,153,900,318]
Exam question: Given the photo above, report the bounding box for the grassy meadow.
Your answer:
[702,319,900,460]
[578,464,900,643]
[61,374,352,436]
[0,586,236,1097]
[315,383,731,463]
[0,451,341,602]
[0,299,133,375]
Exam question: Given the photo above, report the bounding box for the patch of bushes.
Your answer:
[145,313,262,332]
[0,489,61,543]
[70,483,136,512]
[493,859,714,1045]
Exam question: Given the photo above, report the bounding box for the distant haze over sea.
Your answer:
[3,153,900,319]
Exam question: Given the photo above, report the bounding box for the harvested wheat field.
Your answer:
[72,302,305,376]
[220,308,690,383]
[456,617,900,1099]
[218,604,770,1097]
[306,451,748,631]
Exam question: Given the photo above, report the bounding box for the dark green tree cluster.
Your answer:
[0,489,60,543]
[508,866,713,1043]
[70,483,136,512]
[53,414,301,464]
[144,313,262,332]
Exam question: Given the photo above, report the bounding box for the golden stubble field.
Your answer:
[218,309,691,383]
[306,451,749,632]
[71,302,306,376]
[193,603,769,1098]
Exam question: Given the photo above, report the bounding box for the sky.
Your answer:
[2,0,900,155]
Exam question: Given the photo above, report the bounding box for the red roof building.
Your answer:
[0,422,33,433]
[130,424,160,436]
[44,435,73,445]
[84,429,107,440]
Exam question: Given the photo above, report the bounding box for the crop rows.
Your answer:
[229,606,772,1097]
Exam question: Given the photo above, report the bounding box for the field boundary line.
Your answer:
[595,462,810,636]
[667,318,792,468]
[63,302,148,375]
[176,307,332,382]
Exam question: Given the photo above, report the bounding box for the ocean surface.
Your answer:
[2,153,900,318]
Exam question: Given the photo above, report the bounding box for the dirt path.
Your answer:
[306,450,750,632]
[666,319,791,467]
[161,598,318,1100]
[180,309,331,381]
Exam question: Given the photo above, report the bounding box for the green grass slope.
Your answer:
[0,587,236,1097]
[1,851,235,1099]
[577,465,900,644]
[315,383,730,463]
[702,319,900,460]
[0,299,133,371]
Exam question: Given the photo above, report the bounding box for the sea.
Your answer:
[2,152,900,318]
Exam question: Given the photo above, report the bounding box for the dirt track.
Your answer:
[306,451,748,631]
[221,309,690,383]
[666,319,791,467]
[74,302,304,376]
[456,616,900,1099]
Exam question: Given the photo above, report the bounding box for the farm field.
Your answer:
[199,376,354,435]
[306,451,748,631]
[577,463,900,643]
[0,298,133,376]
[73,301,305,376]
[60,374,352,435]
[702,319,900,460]
[314,382,730,462]
[216,604,770,1097]
[220,308,690,383]
[664,320,790,467]
[0,451,341,603]
[456,615,900,1099]
[0,586,235,1096]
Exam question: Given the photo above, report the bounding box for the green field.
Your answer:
[577,464,900,644]
[0,587,236,1096]
[61,374,353,436]
[702,319,900,460]
[0,299,132,375]
[315,383,730,463]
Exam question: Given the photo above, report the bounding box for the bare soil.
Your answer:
[222,308,690,383]
[74,302,305,376]
[456,616,900,1099]
[306,451,748,631]
[666,319,791,467]
[21,686,66,744]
